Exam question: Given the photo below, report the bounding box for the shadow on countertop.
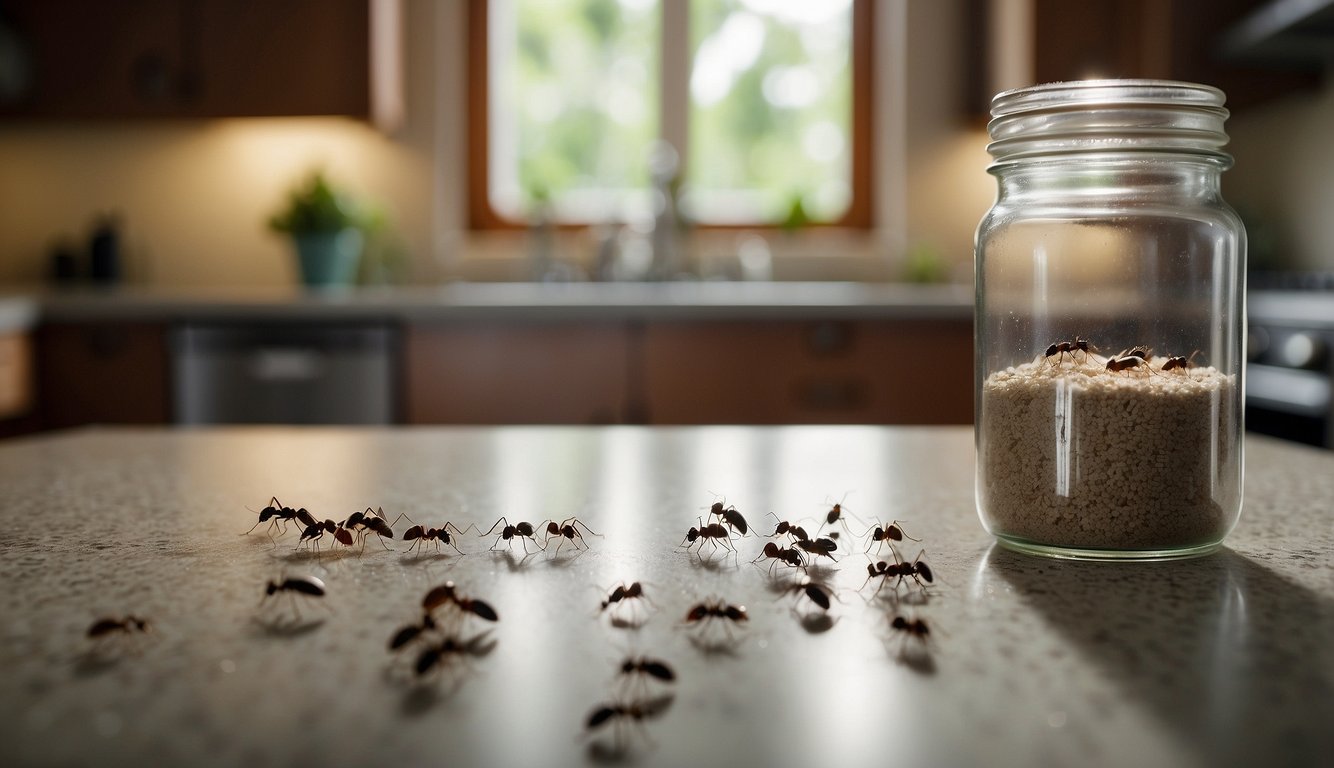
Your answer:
[981,546,1334,766]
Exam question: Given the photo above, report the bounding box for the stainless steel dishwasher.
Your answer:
[171,323,398,424]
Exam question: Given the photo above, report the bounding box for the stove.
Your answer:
[1247,275,1334,448]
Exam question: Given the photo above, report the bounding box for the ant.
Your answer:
[388,613,438,651]
[401,517,472,555]
[794,536,838,563]
[87,615,152,639]
[242,497,320,540]
[860,519,919,553]
[819,496,862,536]
[751,541,806,573]
[422,581,499,623]
[483,517,545,554]
[541,517,602,555]
[861,549,935,595]
[1105,352,1155,375]
[778,579,834,612]
[708,500,749,536]
[679,518,736,557]
[297,517,352,553]
[584,694,674,751]
[258,575,326,622]
[1161,350,1199,373]
[1043,336,1096,366]
[889,615,931,645]
[413,632,496,679]
[765,511,811,542]
[341,507,396,551]
[600,580,654,615]
[617,656,676,687]
[682,598,748,639]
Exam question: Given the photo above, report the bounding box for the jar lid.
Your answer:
[987,79,1232,167]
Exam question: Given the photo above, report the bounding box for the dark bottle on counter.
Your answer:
[89,215,121,284]
[48,240,79,284]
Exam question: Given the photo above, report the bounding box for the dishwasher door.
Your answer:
[172,323,398,425]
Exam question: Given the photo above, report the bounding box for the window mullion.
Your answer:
[660,1,690,171]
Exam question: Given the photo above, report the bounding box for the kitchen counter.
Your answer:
[11,281,973,323]
[1,426,1330,768]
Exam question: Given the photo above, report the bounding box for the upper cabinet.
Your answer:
[972,0,1322,115]
[0,0,402,121]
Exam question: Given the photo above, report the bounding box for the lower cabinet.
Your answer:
[640,319,973,424]
[405,322,631,425]
[36,322,171,429]
[405,319,973,425]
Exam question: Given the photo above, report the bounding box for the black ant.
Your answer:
[87,615,152,639]
[1043,336,1096,366]
[258,575,326,622]
[765,511,811,542]
[600,580,654,616]
[1106,352,1154,375]
[243,497,320,541]
[679,518,736,557]
[794,536,838,563]
[860,519,919,553]
[751,541,806,572]
[401,517,471,555]
[778,579,834,612]
[584,694,674,751]
[708,501,749,536]
[890,615,931,645]
[617,656,676,686]
[682,598,748,638]
[861,549,934,595]
[413,632,496,679]
[819,496,862,536]
[297,517,352,553]
[1161,350,1199,373]
[343,507,396,551]
[422,581,499,623]
[483,517,545,554]
[541,517,602,555]
[388,613,438,651]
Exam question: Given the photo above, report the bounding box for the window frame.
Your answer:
[466,0,874,230]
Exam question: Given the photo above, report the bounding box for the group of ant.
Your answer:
[242,496,601,558]
[1042,336,1200,377]
[679,498,935,652]
[386,581,501,681]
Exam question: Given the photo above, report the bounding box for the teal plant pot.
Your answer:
[293,229,363,287]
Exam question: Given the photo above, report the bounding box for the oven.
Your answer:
[1247,287,1334,448]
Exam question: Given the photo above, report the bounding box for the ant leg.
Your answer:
[481,517,509,537]
[566,518,602,538]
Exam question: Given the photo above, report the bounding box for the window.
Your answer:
[468,0,872,228]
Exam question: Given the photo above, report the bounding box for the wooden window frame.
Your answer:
[466,0,874,231]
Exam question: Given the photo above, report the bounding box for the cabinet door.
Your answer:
[190,0,370,117]
[36,323,170,428]
[405,323,630,425]
[641,320,973,425]
[0,0,186,117]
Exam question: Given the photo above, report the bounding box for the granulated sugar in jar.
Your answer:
[974,81,1245,559]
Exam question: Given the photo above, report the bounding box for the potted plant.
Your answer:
[268,171,366,287]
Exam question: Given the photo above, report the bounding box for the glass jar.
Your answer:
[974,80,1245,560]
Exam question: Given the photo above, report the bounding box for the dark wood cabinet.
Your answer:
[0,0,391,119]
[640,320,973,425]
[972,0,1320,115]
[36,322,170,428]
[404,319,974,426]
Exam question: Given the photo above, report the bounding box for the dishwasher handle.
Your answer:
[248,348,328,382]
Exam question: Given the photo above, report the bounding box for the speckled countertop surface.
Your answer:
[0,426,1330,768]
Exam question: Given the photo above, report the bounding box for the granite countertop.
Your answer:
[1,426,1330,768]
[3,282,973,324]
